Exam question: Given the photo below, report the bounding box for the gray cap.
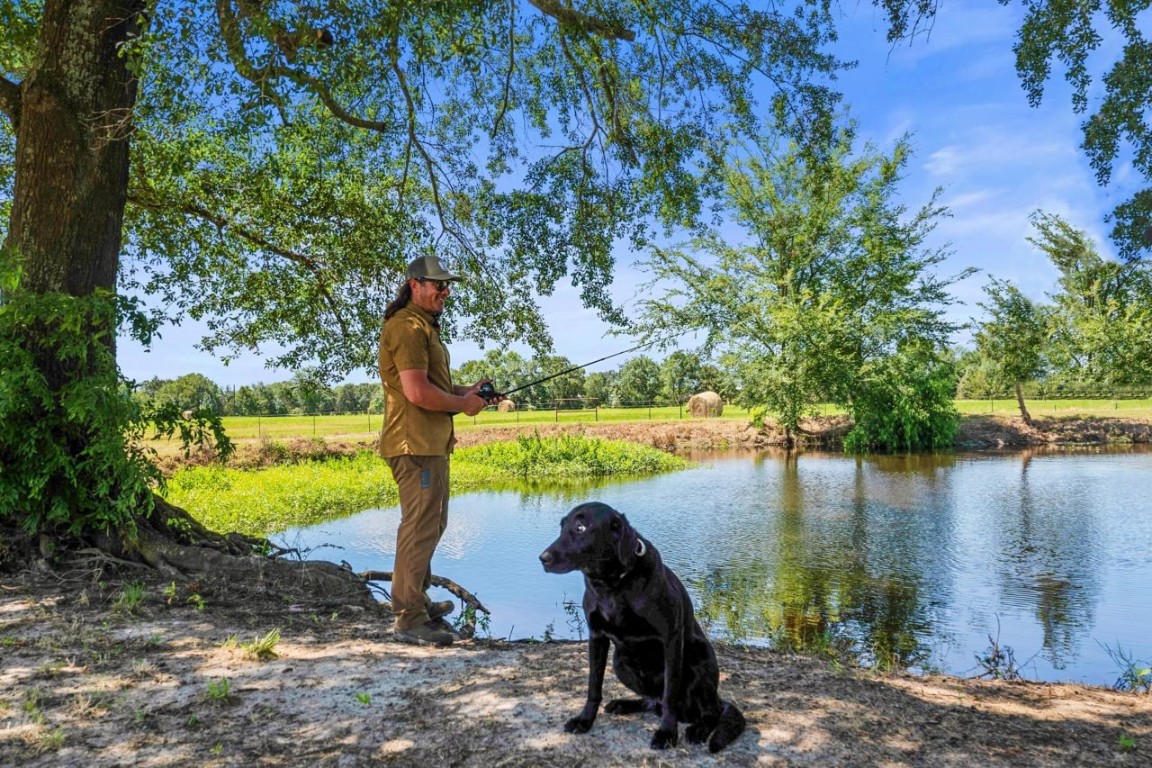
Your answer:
[407,255,461,282]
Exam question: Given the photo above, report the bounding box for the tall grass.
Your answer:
[457,432,686,480]
[163,452,395,536]
[163,435,687,537]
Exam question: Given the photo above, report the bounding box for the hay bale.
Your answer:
[497,399,516,413]
[687,391,724,418]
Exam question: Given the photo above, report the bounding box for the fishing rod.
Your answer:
[476,332,689,401]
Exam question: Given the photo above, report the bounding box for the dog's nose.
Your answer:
[539,550,553,566]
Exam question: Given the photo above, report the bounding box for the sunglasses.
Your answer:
[418,278,452,292]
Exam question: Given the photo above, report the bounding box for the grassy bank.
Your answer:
[163,434,687,537]
[171,398,1152,446]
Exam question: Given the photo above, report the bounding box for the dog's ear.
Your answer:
[614,512,641,570]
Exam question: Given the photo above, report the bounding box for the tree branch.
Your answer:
[128,192,352,341]
[0,75,20,129]
[359,569,490,639]
[527,0,635,41]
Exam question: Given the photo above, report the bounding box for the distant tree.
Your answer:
[616,356,662,406]
[660,351,705,405]
[637,127,970,448]
[268,382,298,414]
[153,374,224,415]
[1030,211,1152,388]
[332,383,373,414]
[455,350,530,398]
[584,371,618,407]
[974,278,1051,424]
[230,385,261,417]
[517,355,583,407]
[696,363,731,400]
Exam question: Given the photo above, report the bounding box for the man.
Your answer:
[377,254,492,647]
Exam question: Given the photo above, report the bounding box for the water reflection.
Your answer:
[279,446,1152,684]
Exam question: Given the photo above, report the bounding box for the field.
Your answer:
[183,398,1152,445]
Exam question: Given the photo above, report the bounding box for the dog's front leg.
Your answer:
[651,623,685,749]
[565,630,609,734]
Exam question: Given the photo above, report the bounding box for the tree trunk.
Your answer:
[7,0,142,302]
[2,3,378,612]
[1014,381,1033,425]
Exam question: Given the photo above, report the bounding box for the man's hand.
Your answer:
[459,392,488,417]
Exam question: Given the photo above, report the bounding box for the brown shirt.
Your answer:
[377,303,456,457]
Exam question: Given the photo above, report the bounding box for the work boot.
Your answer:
[427,600,455,621]
[394,620,455,647]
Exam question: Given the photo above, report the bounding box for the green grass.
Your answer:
[196,398,1152,445]
[955,398,1152,418]
[163,434,688,537]
[162,452,396,536]
[206,405,760,442]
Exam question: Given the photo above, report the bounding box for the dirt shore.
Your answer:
[4,415,1152,767]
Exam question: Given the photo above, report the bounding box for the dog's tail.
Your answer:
[708,700,746,753]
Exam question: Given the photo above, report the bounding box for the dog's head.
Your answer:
[539,502,646,579]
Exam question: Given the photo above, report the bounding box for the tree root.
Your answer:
[358,570,491,639]
[18,494,493,636]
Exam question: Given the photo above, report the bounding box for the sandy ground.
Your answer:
[2,569,1150,768]
[4,414,1152,767]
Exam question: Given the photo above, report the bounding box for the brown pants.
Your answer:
[386,455,450,631]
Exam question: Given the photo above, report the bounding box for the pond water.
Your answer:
[277,447,1152,686]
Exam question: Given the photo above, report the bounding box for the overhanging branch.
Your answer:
[128,192,352,341]
[0,75,20,129]
[527,0,635,41]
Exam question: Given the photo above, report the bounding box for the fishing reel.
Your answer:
[477,382,501,401]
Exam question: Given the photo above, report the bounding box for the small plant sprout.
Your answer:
[240,628,281,661]
[206,677,232,702]
[113,581,146,613]
[34,728,65,753]
[1100,642,1152,693]
[163,582,178,604]
[354,691,371,705]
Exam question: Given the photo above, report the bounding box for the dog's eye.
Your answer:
[575,523,586,533]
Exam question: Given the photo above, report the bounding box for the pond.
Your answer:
[277,447,1152,686]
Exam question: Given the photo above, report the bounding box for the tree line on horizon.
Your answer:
[135,208,1152,428]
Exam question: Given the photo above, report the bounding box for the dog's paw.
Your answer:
[685,722,711,744]
[650,727,678,750]
[605,698,646,715]
[564,716,594,734]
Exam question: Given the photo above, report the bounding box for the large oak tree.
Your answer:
[0,1,843,574]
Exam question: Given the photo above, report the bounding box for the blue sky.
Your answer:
[117,1,1136,388]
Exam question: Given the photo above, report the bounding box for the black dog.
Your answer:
[539,502,746,752]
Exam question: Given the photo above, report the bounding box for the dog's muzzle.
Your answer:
[539,547,571,574]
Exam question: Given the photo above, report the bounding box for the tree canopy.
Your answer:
[877,0,1152,258]
[634,126,970,447]
[2,0,852,380]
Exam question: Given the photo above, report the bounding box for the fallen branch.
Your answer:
[358,570,490,639]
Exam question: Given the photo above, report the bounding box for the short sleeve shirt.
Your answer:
[377,304,456,457]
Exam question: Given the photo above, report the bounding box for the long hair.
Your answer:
[383,281,412,320]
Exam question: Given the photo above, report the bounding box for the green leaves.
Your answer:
[108,0,854,381]
[635,126,968,448]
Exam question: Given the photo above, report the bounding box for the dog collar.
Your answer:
[636,539,647,558]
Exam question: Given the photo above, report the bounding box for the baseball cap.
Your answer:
[407,255,461,282]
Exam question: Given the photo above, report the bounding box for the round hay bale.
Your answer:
[497,398,516,413]
[687,391,724,418]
